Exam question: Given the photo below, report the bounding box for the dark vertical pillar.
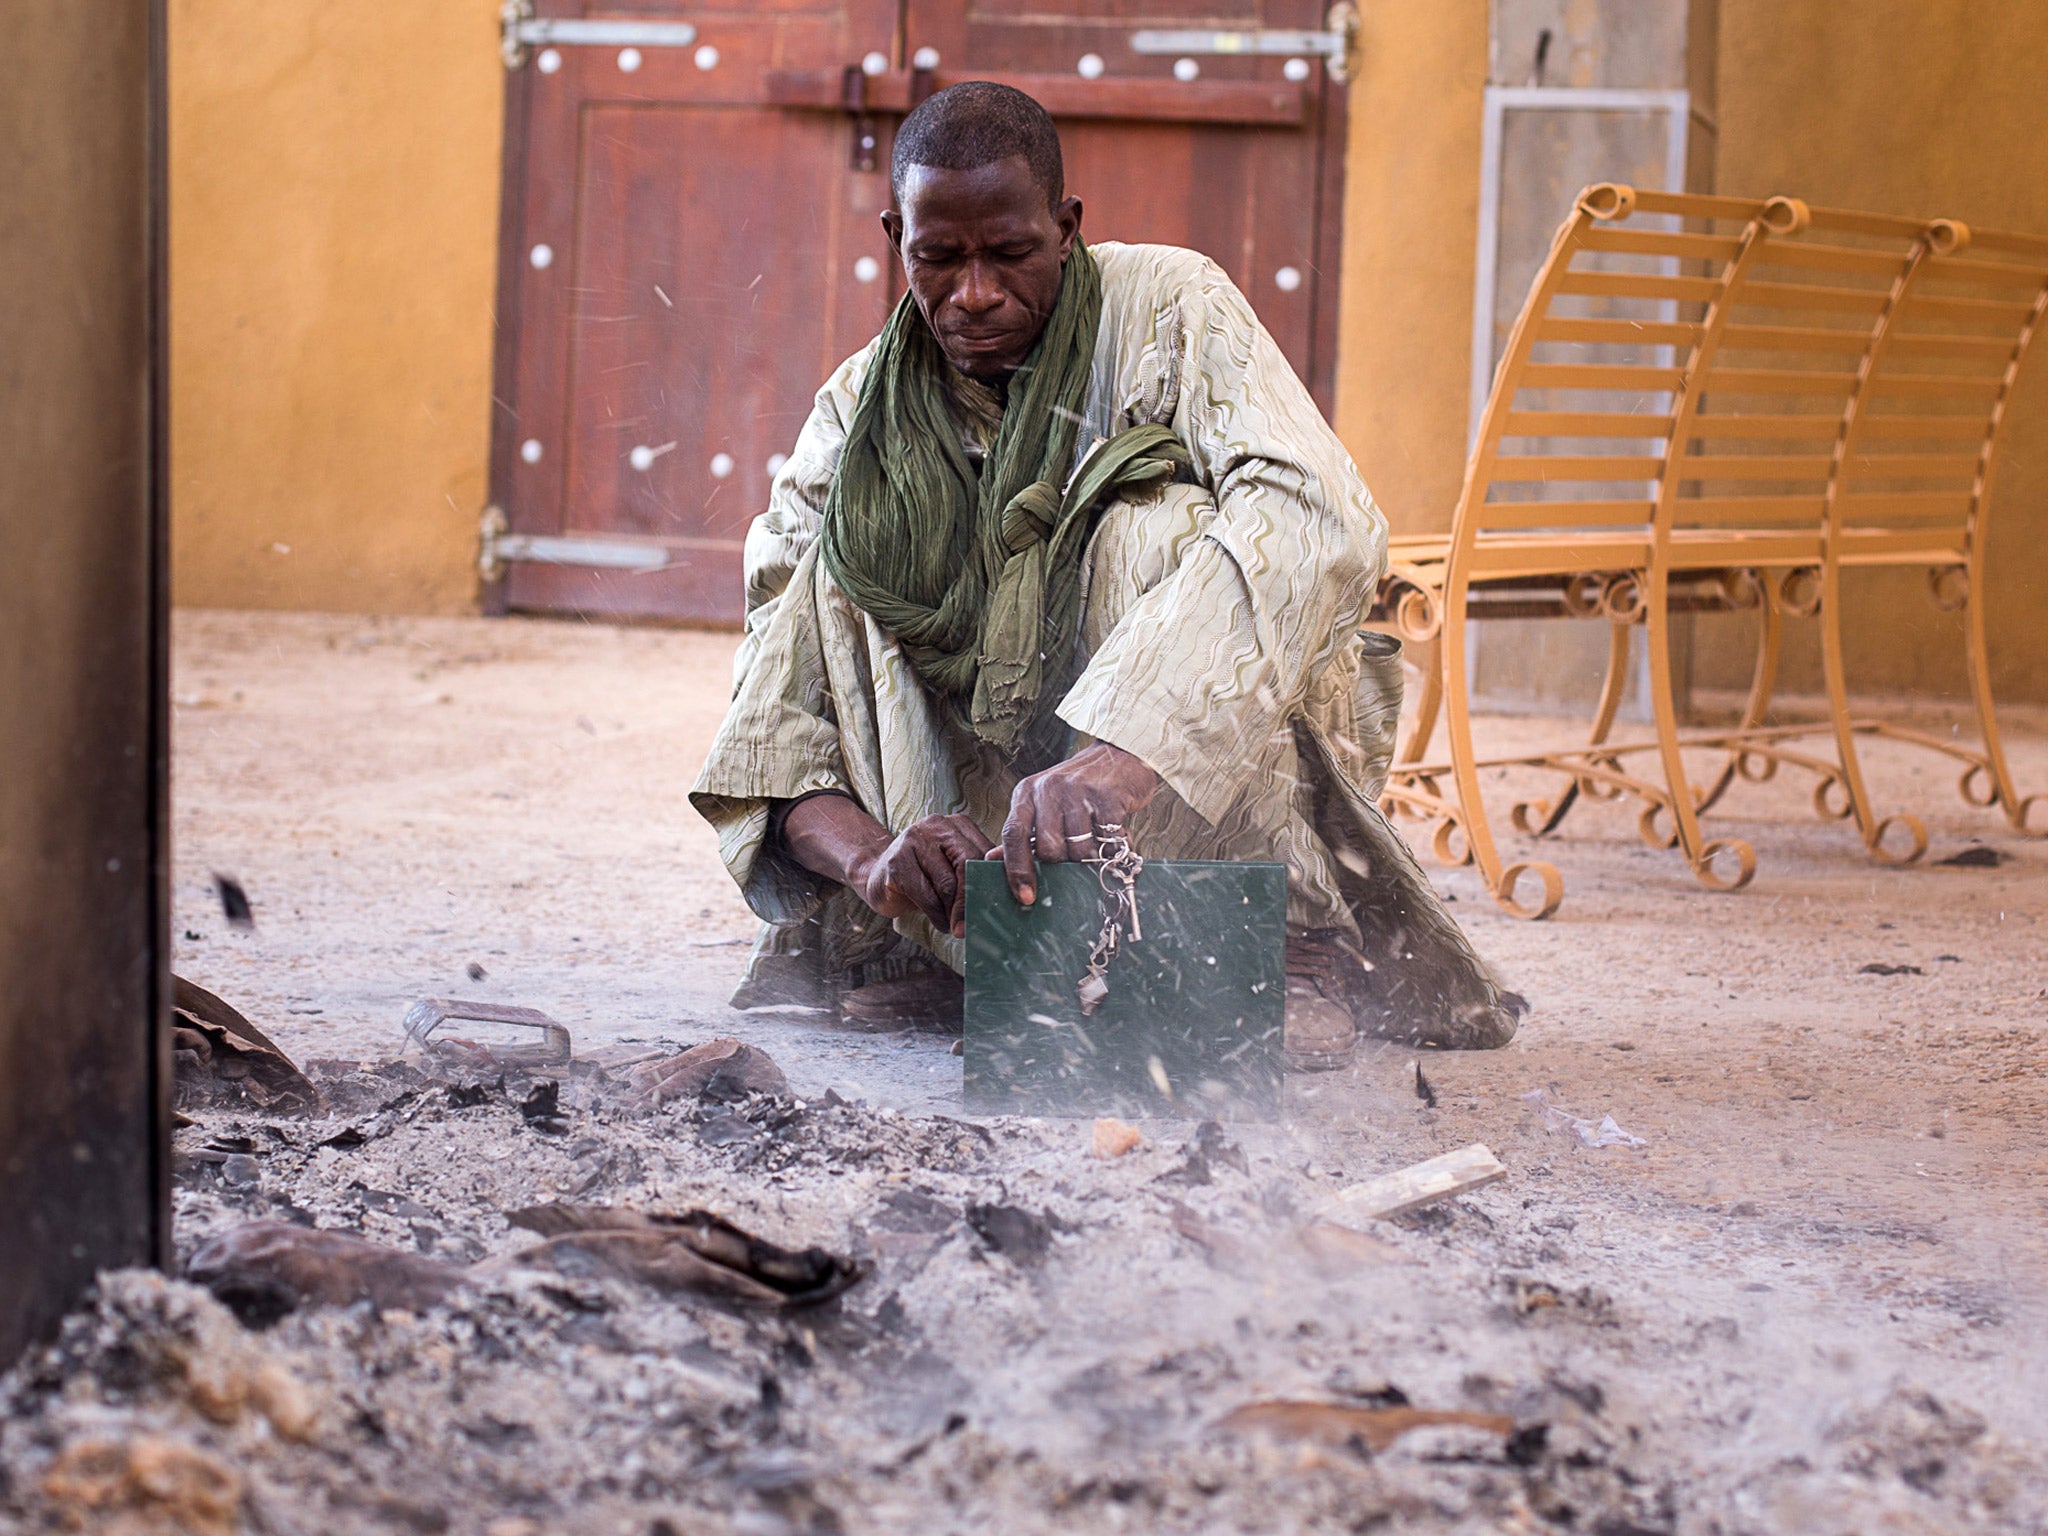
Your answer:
[0,0,170,1365]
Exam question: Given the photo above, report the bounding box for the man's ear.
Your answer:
[881,208,904,257]
[1055,195,1083,261]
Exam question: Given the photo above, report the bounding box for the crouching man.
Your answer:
[691,82,1519,1069]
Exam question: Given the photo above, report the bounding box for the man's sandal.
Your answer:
[837,970,964,1033]
[1283,974,1359,1073]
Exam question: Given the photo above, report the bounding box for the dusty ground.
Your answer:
[4,607,2046,1535]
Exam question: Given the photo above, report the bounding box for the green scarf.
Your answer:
[819,240,1189,765]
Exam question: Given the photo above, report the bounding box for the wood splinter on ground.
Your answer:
[1092,1117,1144,1159]
[1327,1143,1506,1222]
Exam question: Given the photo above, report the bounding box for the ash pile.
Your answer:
[3,994,2036,1535]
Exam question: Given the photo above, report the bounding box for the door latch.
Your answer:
[500,0,701,70]
[840,64,879,172]
[479,506,671,580]
[832,58,938,170]
[1130,2,1359,82]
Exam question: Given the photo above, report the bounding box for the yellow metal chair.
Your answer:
[1372,183,2047,918]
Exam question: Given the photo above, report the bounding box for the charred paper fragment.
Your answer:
[627,1038,788,1105]
[170,975,322,1114]
[965,1202,1055,1266]
[189,1206,867,1322]
[697,1109,768,1147]
[444,1079,496,1108]
[1936,844,2007,867]
[1414,1060,1438,1108]
[187,1222,466,1324]
[1155,1119,1247,1186]
[505,1204,867,1307]
[518,1079,568,1134]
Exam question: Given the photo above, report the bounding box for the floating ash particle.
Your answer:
[212,873,253,929]
[1414,1060,1438,1109]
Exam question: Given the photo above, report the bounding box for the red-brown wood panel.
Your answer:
[490,1,900,624]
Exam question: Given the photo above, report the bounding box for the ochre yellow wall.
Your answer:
[1332,0,1489,539]
[1699,0,2048,702]
[169,0,502,614]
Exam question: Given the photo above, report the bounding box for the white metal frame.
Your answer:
[1464,86,1690,719]
[1468,86,1691,442]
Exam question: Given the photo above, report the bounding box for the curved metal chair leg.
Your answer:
[1646,575,1756,892]
[1817,566,1928,866]
[1398,633,1444,767]
[1587,618,1634,747]
[1698,585,1783,815]
[1961,566,2046,835]
[1441,588,1564,919]
[1512,619,1633,837]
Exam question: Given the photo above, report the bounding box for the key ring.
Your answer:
[1075,823,1143,1016]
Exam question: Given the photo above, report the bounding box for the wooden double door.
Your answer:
[488,1,1348,624]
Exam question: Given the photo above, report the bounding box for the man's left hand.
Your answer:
[997,743,1161,906]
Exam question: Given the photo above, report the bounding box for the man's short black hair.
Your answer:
[890,81,1064,210]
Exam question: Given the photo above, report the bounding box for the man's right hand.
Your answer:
[780,793,993,938]
[849,815,995,937]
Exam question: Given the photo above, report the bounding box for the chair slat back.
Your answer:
[1450,183,2048,587]
[1449,183,1867,561]
[1842,226,2048,559]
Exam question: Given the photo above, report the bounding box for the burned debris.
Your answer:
[171,977,321,1116]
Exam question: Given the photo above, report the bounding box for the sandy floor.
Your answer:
[5,607,2045,1535]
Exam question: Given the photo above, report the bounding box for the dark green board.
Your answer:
[962,859,1286,1120]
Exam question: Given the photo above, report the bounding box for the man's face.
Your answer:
[883,157,1083,383]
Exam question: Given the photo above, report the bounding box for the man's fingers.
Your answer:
[1000,790,1038,904]
[1057,798,1098,862]
[877,847,941,928]
[908,838,960,930]
[949,815,996,860]
[947,863,969,936]
[1026,782,1095,865]
[938,826,985,935]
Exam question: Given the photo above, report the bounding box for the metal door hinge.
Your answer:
[479,506,671,580]
[1131,3,1359,82]
[500,1,700,69]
